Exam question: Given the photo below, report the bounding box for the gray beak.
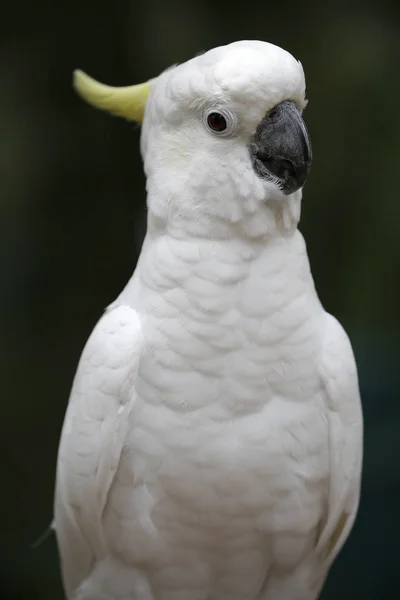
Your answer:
[250,100,312,195]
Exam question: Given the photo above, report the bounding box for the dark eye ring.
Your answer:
[207,112,227,132]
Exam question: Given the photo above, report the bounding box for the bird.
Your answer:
[54,40,363,600]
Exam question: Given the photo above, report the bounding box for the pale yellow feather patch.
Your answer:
[316,510,350,563]
[73,70,150,123]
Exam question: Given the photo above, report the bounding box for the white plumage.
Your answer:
[54,40,363,600]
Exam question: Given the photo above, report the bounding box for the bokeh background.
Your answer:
[1,0,399,598]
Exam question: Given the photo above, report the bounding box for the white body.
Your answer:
[55,41,363,600]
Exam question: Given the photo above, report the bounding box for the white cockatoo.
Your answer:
[54,40,363,600]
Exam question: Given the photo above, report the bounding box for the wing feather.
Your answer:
[54,304,142,598]
[316,313,363,566]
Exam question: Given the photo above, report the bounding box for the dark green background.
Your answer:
[1,0,399,598]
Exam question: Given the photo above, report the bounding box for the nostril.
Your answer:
[268,108,278,119]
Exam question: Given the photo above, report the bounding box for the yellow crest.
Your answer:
[73,70,151,123]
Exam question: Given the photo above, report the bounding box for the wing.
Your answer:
[316,312,363,567]
[54,304,142,599]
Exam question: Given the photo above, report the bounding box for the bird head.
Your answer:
[74,41,312,236]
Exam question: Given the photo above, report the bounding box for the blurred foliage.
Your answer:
[1,0,399,598]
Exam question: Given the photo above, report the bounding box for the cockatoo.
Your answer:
[54,40,363,600]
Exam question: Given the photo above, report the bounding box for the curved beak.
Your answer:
[250,100,312,195]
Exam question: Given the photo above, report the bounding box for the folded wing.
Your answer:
[54,304,143,598]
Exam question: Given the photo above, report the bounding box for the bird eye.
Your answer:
[207,112,227,132]
[204,107,237,137]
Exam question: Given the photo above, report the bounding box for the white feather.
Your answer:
[55,305,143,598]
[55,40,363,600]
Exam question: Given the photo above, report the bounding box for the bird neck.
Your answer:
[109,190,305,311]
[112,209,313,316]
[146,191,302,242]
